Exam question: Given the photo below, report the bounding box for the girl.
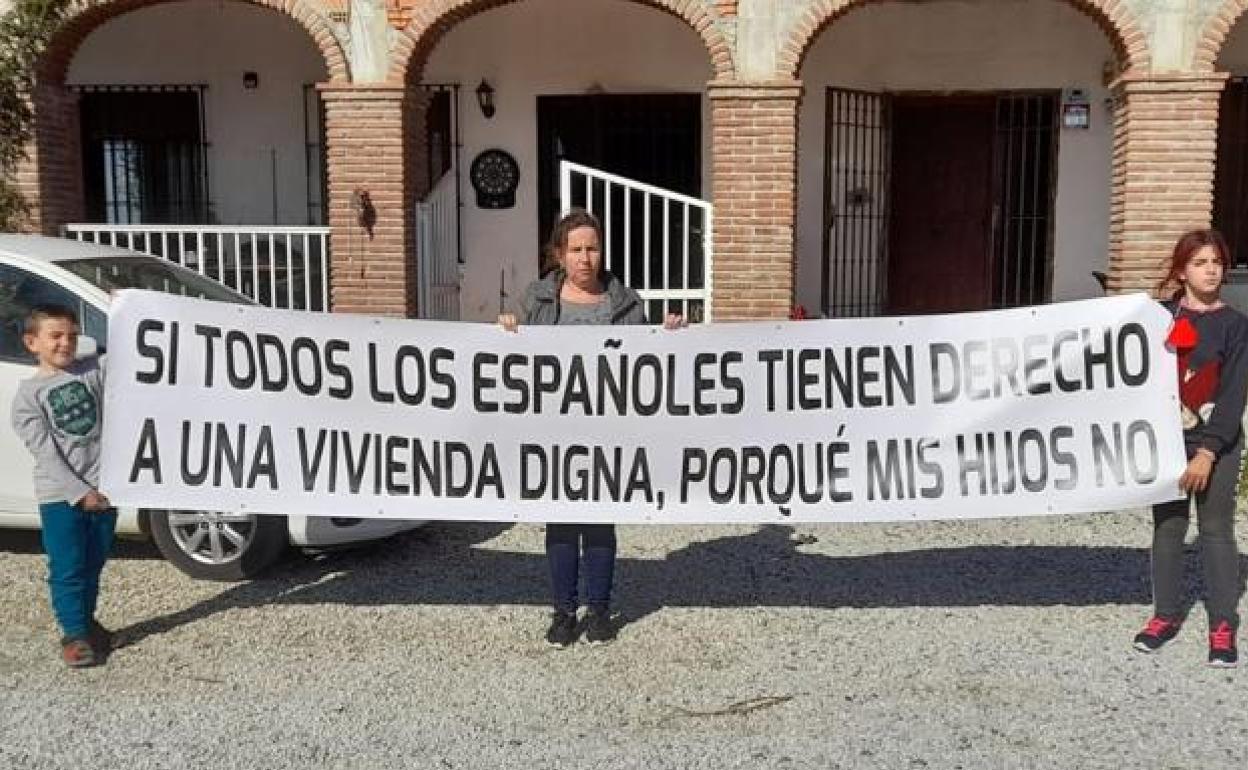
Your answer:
[1133,229,1248,667]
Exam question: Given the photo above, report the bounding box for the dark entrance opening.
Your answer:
[822,89,1058,316]
[1214,77,1248,270]
[78,85,209,224]
[537,93,701,272]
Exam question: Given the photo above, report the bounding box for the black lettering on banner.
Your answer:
[957,434,989,496]
[298,428,328,491]
[248,426,277,489]
[502,354,529,414]
[290,337,324,396]
[430,347,457,409]
[989,338,1022,397]
[225,331,257,390]
[194,324,222,387]
[1117,323,1149,387]
[179,421,274,489]
[680,448,706,503]
[473,352,499,413]
[476,443,504,499]
[693,353,717,415]
[739,445,766,504]
[368,343,394,403]
[445,442,474,497]
[394,346,426,405]
[1022,335,1051,395]
[866,440,904,501]
[385,435,408,495]
[256,334,289,393]
[1052,331,1081,392]
[597,355,626,415]
[1083,328,1115,390]
[663,354,691,416]
[135,319,177,385]
[721,352,745,415]
[929,343,960,404]
[533,356,562,414]
[758,349,783,412]
[325,339,354,399]
[631,355,662,416]
[625,448,654,503]
[520,443,547,500]
[916,439,943,499]
[561,359,593,416]
[1051,426,1078,490]
[129,417,163,483]
[797,349,820,410]
[828,441,852,502]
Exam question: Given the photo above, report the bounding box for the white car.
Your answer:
[0,234,422,580]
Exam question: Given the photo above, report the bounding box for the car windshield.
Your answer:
[58,256,250,304]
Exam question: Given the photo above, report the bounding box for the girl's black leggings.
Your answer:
[1150,440,1243,629]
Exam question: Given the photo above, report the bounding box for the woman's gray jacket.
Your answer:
[520,270,647,326]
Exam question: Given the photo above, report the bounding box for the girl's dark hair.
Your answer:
[1159,228,1231,297]
[543,209,603,273]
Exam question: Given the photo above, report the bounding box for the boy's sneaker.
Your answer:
[60,637,96,669]
[584,609,617,646]
[89,620,113,654]
[1133,616,1181,653]
[545,611,578,649]
[1208,622,1238,668]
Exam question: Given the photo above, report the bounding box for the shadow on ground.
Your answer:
[9,522,1228,648]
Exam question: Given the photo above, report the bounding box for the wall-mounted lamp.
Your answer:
[243,71,259,90]
[476,79,496,119]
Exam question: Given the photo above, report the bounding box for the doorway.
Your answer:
[822,89,1059,316]
[537,93,701,268]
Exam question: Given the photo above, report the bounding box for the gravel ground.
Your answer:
[2,510,1247,770]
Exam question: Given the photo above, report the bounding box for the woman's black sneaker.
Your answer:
[545,611,578,648]
[1133,616,1181,653]
[584,610,617,646]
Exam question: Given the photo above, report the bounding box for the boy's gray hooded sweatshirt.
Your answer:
[11,357,105,505]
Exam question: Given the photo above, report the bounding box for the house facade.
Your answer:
[9,0,1248,321]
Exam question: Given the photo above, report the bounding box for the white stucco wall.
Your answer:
[67,0,328,226]
[423,0,713,321]
[797,0,1116,314]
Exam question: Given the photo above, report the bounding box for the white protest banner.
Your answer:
[101,290,1185,523]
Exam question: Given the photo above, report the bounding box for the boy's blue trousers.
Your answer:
[37,501,117,639]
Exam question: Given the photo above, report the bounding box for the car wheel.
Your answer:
[147,510,288,581]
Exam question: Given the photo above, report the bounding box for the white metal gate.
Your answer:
[559,160,712,322]
[416,168,462,320]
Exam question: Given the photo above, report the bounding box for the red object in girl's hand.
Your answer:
[1167,316,1198,350]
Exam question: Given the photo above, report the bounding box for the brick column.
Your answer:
[319,83,427,317]
[1108,73,1227,294]
[707,80,801,320]
[12,84,83,234]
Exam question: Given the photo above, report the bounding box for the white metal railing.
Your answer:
[62,224,331,312]
[559,160,713,322]
[416,170,462,320]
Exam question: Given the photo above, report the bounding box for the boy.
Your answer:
[10,304,115,668]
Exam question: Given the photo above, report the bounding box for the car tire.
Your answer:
[147,509,288,581]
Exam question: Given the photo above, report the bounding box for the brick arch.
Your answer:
[390,0,734,84]
[778,0,1151,79]
[1195,1,1248,71]
[37,0,349,85]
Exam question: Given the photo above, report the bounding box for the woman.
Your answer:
[499,210,683,648]
[1133,229,1248,667]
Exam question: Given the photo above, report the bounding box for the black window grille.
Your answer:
[76,84,210,224]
